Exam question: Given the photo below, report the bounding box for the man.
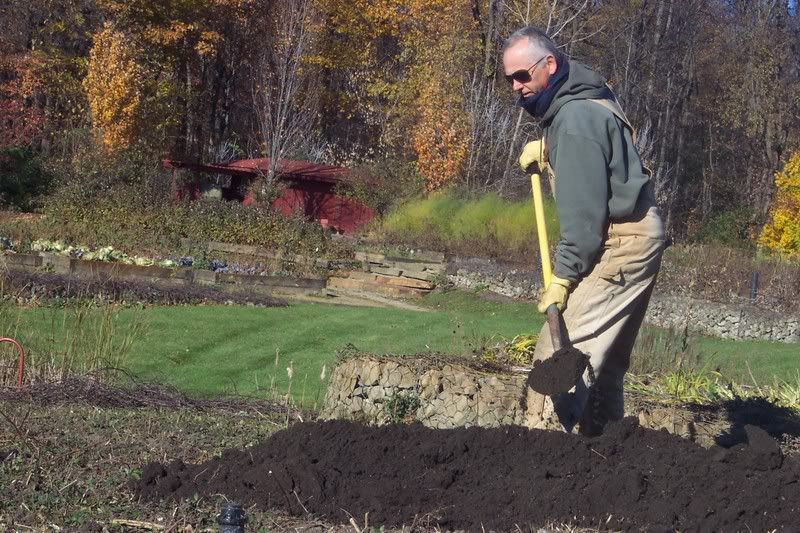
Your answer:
[502,27,666,436]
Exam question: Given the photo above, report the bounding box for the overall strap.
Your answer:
[588,98,636,141]
[588,97,652,177]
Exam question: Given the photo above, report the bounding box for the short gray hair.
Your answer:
[502,27,565,65]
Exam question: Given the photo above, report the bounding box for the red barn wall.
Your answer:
[271,184,374,233]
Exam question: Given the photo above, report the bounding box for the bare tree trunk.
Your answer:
[482,0,498,77]
[185,59,195,159]
[252,0,318,190]
[644,0,665,95]
[702,124,715,219]
[665,100,689,235]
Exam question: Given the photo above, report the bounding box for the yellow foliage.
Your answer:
[406,0,478,190]
[84,26,145,151]
[85,0,237,151]
[314,0,480,189]
[196,31,223,57]
[759,151,800,257]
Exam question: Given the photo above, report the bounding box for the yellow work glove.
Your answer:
[519,139,545,173]
[537,275,572,314]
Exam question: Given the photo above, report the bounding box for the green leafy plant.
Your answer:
[692,208,760,250]
[384,391,421,424]
[627,369,800,411]
[504,334,539,366]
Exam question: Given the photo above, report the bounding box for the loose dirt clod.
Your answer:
[134,418,800,531]
[526,347,589,395]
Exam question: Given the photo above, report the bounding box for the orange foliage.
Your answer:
[413,83,470,191]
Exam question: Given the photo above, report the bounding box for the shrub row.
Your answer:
[378,192,560,260]
[1,142,353,262]
[0,197,353,264]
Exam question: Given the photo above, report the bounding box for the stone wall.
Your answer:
[446,257,540,299]
[321,356,528,428]
[446,257,800,343]
[321,356,711,444]
[646,296,799,343]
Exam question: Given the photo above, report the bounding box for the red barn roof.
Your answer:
[163,157,352,185]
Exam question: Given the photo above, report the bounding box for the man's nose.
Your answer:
[512,79,523,91]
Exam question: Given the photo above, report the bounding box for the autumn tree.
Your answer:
[0,0,97,153]
[310,0,414,164]
[83,0,272,158]
[0,55,46,150]
[759,152,800,257]
[84,25,148,151]
[405,0,478,191]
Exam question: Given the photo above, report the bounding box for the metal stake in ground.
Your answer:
[523,145,588,396]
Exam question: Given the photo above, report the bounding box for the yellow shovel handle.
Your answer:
[530,172,552,287]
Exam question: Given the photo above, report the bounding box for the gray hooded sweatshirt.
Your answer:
[540,60,655,283]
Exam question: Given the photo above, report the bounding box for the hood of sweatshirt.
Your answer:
[540,60,614,124]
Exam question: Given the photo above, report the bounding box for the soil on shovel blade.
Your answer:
[526,347,589,395]
[134,418,800,531]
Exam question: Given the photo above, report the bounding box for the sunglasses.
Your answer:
[505,55,548,84]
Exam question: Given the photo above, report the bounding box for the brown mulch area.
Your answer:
[0,374,303,418]
[1,269,288,307]
[0,211,43,223]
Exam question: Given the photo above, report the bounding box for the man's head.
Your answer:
[502,27,563,99]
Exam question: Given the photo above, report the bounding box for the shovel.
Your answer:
[524,151,589,396]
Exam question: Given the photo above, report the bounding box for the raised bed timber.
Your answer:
[0,252,326,298]
[1,240,449,302]
[326,250,445,299]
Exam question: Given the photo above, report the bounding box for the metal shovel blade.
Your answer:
[525,305,589,396]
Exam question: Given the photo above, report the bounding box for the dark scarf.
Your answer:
[517,59,570,118]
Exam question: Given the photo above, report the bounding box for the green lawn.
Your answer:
[0,291,541,406]
[132,292,541,404]
[696,337,799,385]
[1,290,796,405]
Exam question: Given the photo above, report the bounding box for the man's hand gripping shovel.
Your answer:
[522,141,589,398]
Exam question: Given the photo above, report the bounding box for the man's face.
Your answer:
[502,39,557,99]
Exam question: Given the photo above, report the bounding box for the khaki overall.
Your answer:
[524,98,666,435]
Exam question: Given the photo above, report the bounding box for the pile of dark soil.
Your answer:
[0,269,287,307]
[526,347,589,395]
[135,418,800,531]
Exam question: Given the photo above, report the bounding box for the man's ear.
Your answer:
[547,56,559,75]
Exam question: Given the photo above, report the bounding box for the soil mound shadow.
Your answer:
[526,347,589,395]
[134,418,800,531]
